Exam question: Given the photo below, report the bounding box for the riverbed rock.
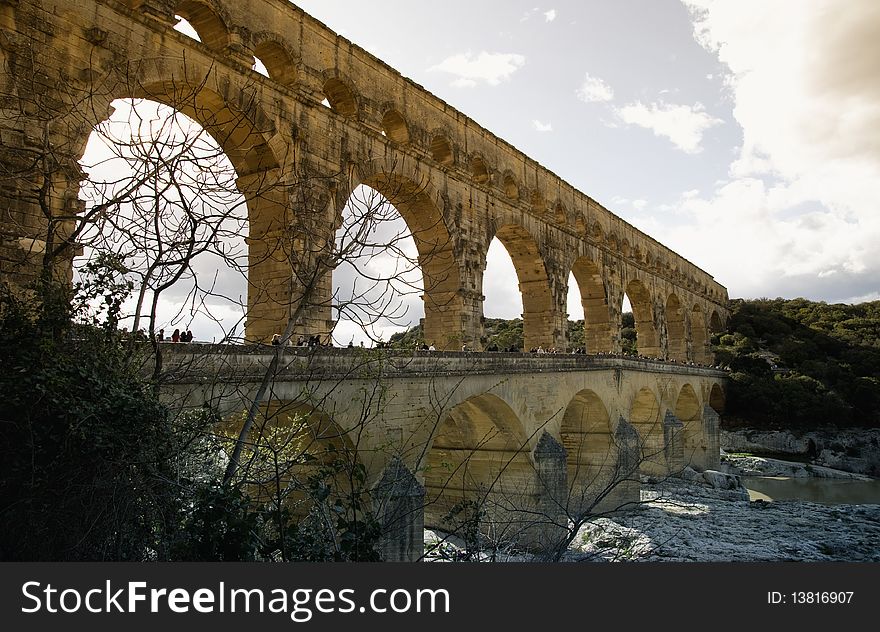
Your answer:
[680,466,703,482]
[721,428,880,477]
[567,479,880,562]
[704,469,742,490]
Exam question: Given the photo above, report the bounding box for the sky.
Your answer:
[79,0,880,343]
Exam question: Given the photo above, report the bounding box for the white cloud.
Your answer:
[632,199,647,210]
[544,9,557,22]
[428,51,526,87]
[667,0,880,301]
[614,100,722,154]
[532,119,553,132]
[576,72,614,103]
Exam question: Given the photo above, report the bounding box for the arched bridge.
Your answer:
[162,345,727,560]
[1,0,728,357]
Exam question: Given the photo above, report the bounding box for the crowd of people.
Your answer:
[165,330,722,370]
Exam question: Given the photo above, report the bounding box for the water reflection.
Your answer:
[744,476,880,505]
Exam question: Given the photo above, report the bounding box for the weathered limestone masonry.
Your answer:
[161,346,727,560]
[0,0,728,357]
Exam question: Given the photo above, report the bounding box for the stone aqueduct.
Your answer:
[1,0,732,559]
[0,0,728,356]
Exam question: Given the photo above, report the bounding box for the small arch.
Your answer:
[253,38,297,85]
[322,76,358,117]
[709,310,724,334]
[471,155,490,184]
[666,293,687,361]
[174,1,229,51]
[381,109,410,143]
[607,233,620,253]
[502,173,519,200]
[709,383,725,414]
[530,190,547,217]
[430,134,453,165]
[554,201,567,225]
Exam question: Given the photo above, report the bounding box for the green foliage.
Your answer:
[716,298,880,429]
[0,279,175,560]
[0,276,383,561]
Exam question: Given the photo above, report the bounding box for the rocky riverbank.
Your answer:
[425,462,880,562]
[721,428,880,477]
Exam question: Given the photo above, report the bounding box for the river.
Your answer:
[743,476,880,505]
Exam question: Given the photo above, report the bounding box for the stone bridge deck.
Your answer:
[160,344,729,382]
[158,345,727,559]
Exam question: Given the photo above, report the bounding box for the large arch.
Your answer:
[624,280,660,357]
[71,64,292,342]
[353,168,463,350]
[490,223,554,350]
[629,387,665,476]
[666,293,687,361]
[126,81,291,343]
[691,306,709,364]
[570,256,613,353]
[560,389,616,513]
[423,393,535,532]
[675,384,706,469]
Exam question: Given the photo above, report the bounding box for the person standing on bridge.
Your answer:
[171,328,180,343]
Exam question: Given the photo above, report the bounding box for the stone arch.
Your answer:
[708,383,725,413]
[665,293,687,361]
[424,393,534,530]
[429,134,453,165]
[629,387,665,475]
[77,70,287,342]
[352,164,463,349]
[570,256,612,353]
[624,279,660,357]
[502,172,519,199]
[531,190,547,217]
[471,155,490,184]
[490,223,553,350]
[252,36,297,86]
[380,109,410,143]
[174,1,230,51]
[691,305,709,363]
[224,400,361,511]
[561,389,617,513]
[675,384,706,469]
[322,75,358,117]
[709,310,724,335]
[554,201,567,225]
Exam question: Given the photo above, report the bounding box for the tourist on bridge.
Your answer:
[171,328,180,343]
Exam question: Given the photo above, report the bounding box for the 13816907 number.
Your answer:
[791,592,853,604]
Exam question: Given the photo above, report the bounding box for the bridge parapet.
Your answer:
[156,343,729,383]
